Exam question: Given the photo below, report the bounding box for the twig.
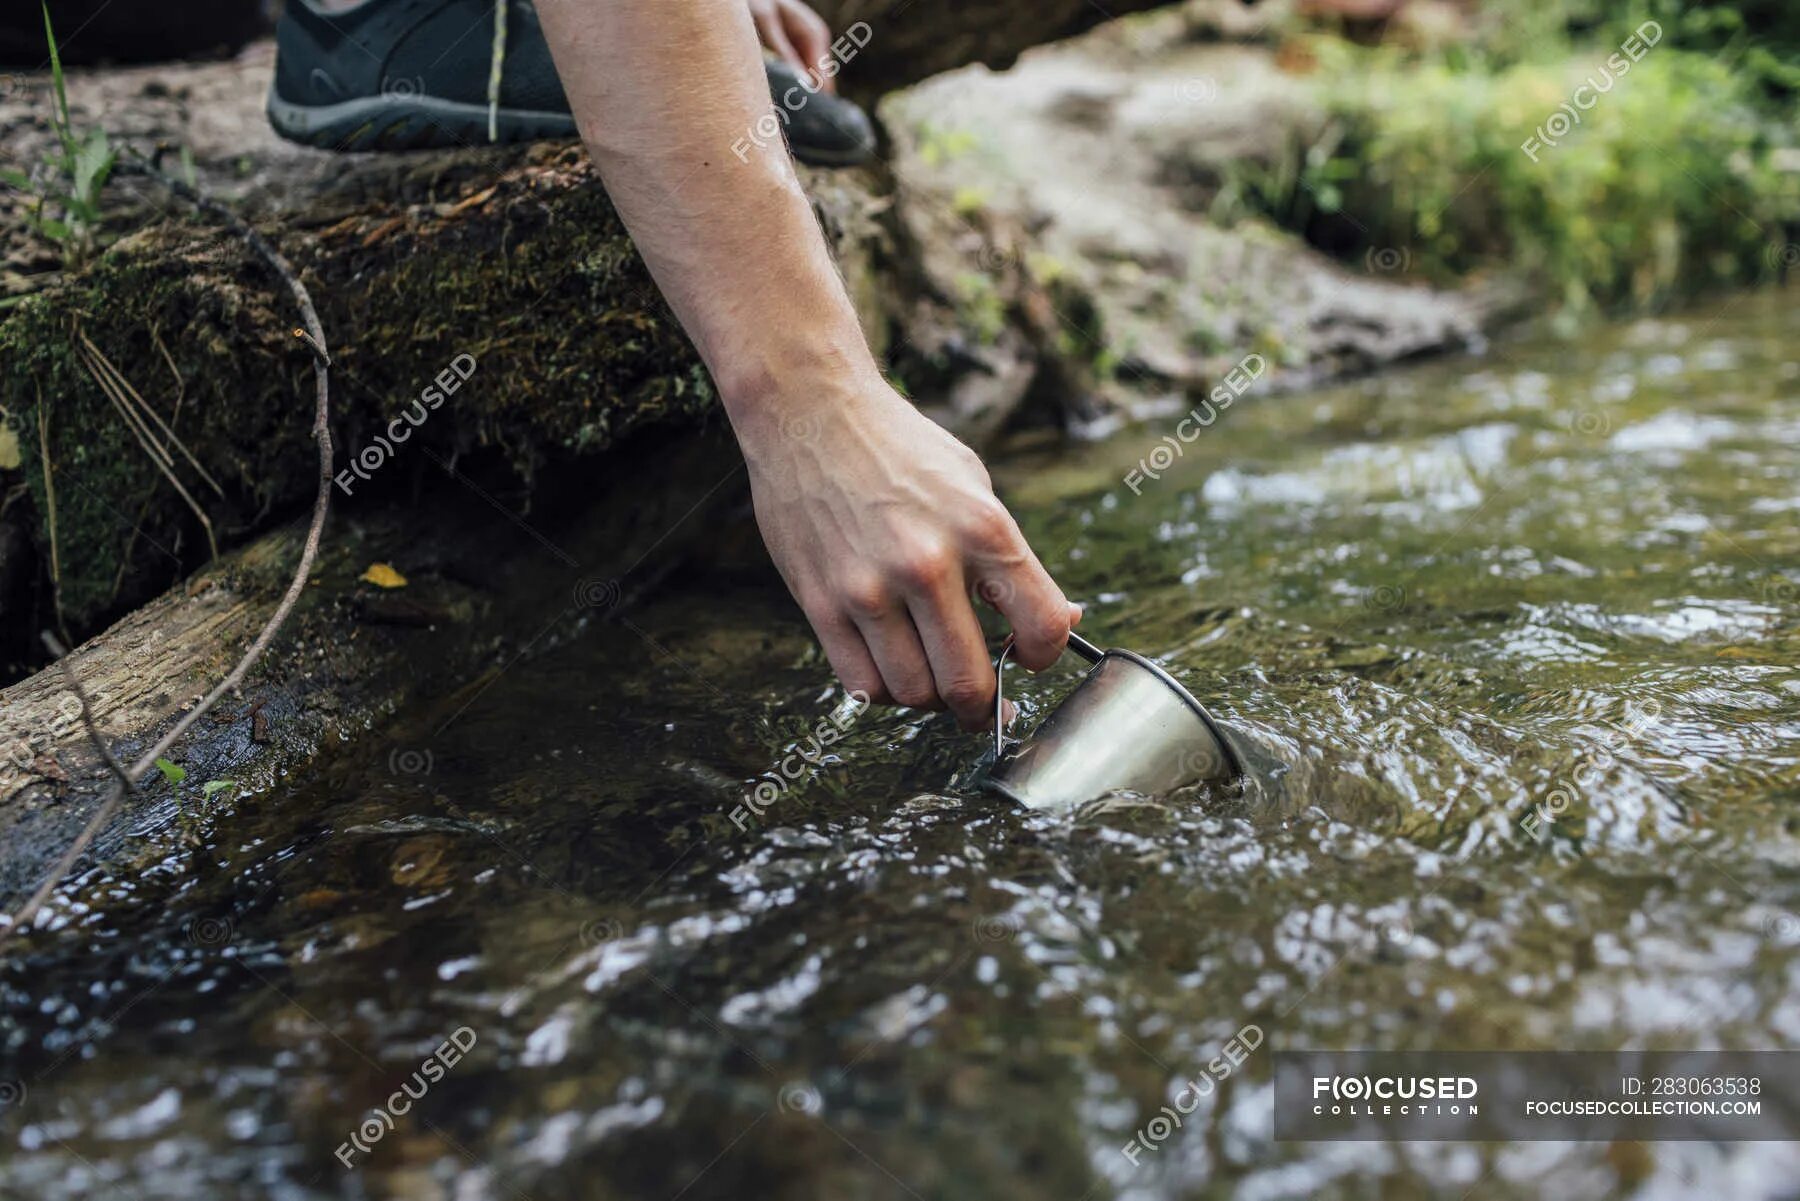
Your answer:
[150,321,186,420]
[40,633,133,794]
[35,383,70,646]
[112,321,189,604]
[0,148,335,951]
[5,633,138,946]
[76,333,220,560]
[78,324,224,496]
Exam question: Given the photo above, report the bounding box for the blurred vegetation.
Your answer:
[0,4,117,279]
[1223,2,1797,315]
[1467,0,1800,99]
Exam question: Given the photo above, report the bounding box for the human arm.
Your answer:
[533,0,1079,727]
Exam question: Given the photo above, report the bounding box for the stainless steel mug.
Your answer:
[984,632,1244,809]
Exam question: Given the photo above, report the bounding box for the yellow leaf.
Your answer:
[360,563,408,589]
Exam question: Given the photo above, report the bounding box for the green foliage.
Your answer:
[1233,38,1796,314]
[1467,0,1800,98]
[0,3,117,269]
[151,759,236,799]
[913,122,981,168]
[951,271,1006,344]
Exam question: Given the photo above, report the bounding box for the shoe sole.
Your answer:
[267,86,875,166]
[267,87,577,152]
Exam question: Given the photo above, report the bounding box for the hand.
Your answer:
[747,0,837,93]
[738,373,1081,730]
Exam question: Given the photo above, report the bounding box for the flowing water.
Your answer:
[2,289,1797,1200]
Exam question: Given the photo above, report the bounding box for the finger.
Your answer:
[809,607,889,706]
[985,553,1074,674]
[852,606,941,712]
[779,0,836,92]
[906,577,996,731]
[753,7,805,72]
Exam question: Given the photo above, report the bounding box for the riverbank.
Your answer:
[1,1,1793,913]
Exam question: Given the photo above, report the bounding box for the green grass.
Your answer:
[0,3,117,272]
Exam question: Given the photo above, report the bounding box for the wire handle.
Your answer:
[992,632,1105,758]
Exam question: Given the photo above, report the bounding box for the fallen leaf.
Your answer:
[361,563,408,589]
[29,753,68,784]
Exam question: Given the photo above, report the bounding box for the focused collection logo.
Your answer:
[1311,1074,1480,1116]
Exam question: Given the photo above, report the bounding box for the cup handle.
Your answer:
[992,631,1106,758]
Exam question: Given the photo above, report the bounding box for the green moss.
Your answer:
[0,151,723,631]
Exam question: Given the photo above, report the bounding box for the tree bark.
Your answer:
[814,0,1191,97]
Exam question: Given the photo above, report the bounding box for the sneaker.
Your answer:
[267,0,876,166]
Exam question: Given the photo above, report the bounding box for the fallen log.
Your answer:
[0,423,751,919]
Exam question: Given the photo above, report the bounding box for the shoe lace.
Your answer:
[486,0,508,143]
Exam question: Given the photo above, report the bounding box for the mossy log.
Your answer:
[1,142,894,633]
[810,0,1194,97]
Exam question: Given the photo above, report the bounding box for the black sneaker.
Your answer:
[267,0,877,167]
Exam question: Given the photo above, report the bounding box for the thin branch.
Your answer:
[0,149,335,950]
[150,321,186,420]
[79,324,224,497]
[40,633,133,794]
[76,333,220,560]
[34,383,70,646]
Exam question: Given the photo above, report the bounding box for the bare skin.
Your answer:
[534,0,1079,729]
[745,0,837,91]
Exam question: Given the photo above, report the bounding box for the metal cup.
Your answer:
[984,632,1243,809]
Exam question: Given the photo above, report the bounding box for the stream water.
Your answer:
[2,289,1796,1200]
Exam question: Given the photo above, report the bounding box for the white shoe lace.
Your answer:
[486,0,508,142]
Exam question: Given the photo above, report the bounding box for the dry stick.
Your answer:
[35,385,71,647]
[77,337,220,560]
[40,633,134,796]
[112,323,189,602]
[84,342,173,468]
[150,321,187,420]
[80,325,225,497]
[0,151,334,950]
[76,334,171,467]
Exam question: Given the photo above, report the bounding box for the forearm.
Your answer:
[534,0,878,425]
[535,0,1076,722]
